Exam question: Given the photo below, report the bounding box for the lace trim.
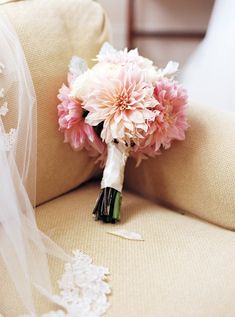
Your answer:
[0,62,17,151]
[16,249,110,317]
[0,62,5,74]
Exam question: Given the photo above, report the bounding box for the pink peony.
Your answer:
[57,77,106,163]
[131,78,189,165]
[83,65,158,145]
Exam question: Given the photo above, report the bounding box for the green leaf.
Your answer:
[113,192,122,221]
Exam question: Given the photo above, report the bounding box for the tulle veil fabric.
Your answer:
[0,11,70,315]
[180,0,235,113]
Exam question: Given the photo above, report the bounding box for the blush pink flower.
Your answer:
[96,43,157,84]
[57,79,106,163]
[131,78,189,165]
[97,44,152,68]
[83,65,158,145]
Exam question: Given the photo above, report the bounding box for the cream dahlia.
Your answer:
[83,64,158,145]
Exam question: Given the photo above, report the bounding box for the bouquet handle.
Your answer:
[93,142,129,223]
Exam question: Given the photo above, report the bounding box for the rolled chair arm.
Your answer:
[125,104,235,230]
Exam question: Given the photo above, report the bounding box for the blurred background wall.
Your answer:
[98,0,214,67]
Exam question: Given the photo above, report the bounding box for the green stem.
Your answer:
[113,192,121,221]
[93,187,122,223]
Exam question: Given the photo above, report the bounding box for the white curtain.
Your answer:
[180,0,235,113]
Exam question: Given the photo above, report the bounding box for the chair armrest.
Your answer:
[0,0,110,205]
[125,104,235,230]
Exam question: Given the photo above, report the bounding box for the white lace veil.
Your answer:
[0,11,70,316]
[180,0,235,112]
[0,10,111,317]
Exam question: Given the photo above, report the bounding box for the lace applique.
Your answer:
[0,88,5,99]
[0,62,5,74]
[0,62,17,151]
[15,249,111,317]
[0,128,17,151]
[47,250,110,317]
[0,101,8,116]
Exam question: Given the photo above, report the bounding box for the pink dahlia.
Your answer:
[97,45,151,66]
[131,78,189,164]
[83,65,158,145]
[57,80,106,162]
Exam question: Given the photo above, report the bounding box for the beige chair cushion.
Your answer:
[126,105,235,231]
[0,0,109,205]
[3,182,234,316]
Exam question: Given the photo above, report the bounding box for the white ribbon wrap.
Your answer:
[101,142,129,192]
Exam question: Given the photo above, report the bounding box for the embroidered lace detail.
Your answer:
[0,128,17,151]
[0,101,8,115]
[0,88,5,99]
[0,62,5,74]
[15,249,111,317]
[50,250,110,317]
[0,62,17,151]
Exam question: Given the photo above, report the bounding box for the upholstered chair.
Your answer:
[1,0,235,316]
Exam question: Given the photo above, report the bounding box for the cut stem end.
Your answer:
[93,187,122,223]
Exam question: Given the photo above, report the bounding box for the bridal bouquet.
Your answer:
[57,43,188,223]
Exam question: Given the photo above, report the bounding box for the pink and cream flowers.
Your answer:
[57,60,105,162]
[57,43,189,223]
[83,65,157,145]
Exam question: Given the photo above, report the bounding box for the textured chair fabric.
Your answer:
[34,183,234,317]
[126,105,235,230]
[0,0,109,205]
[2,183,235,316]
